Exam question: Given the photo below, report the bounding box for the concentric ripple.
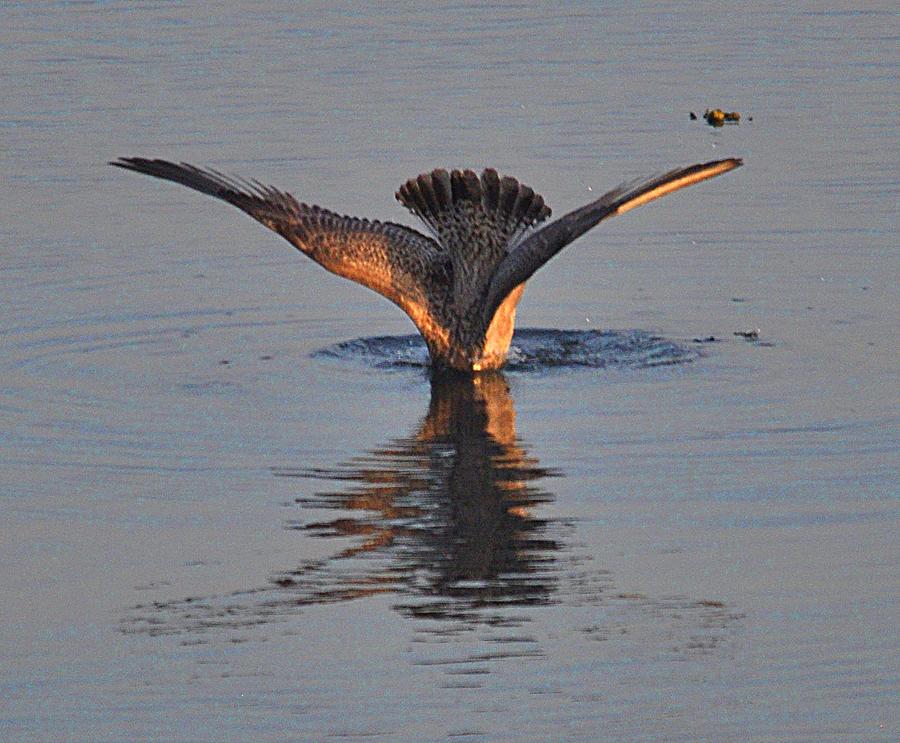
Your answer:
[315,328,697,371]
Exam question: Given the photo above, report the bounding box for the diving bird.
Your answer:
[111,157,742,371]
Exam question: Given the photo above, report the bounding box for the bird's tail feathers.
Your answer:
[396,168,551,250]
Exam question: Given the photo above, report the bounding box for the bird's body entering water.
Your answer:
[111,157,742,372]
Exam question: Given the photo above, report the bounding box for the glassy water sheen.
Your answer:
[2,2,897,741]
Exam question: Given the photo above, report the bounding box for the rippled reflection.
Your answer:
[274,372,561,623]
[125,372,735,656]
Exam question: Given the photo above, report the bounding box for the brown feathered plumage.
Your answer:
[111,156,742,371]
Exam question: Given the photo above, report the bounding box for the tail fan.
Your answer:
[397,168,552,308]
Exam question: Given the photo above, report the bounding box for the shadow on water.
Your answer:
[123,369,738,659]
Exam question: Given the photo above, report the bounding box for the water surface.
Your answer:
[1,2,897,741]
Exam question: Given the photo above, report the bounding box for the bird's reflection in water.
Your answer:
[126,372,736,656]
[274,372,562,626]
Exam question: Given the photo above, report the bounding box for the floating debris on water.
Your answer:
[734,328,761,340]
[690,108,747,126]
[692,335,718,344]
[707,108,727,126]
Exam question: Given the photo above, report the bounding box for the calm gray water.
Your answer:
[2,2,898,741]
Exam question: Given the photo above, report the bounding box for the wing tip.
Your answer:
[109,156,163,174]
[613,156,743,216]
[109,156,136,168]
[713,156,743,171]
[694,157,743,177]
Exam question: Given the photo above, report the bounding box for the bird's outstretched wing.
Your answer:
[110,158,447,317]
[482,158,742,324]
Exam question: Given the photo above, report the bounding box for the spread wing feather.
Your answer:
[110,158,447,316]
[482,158,742,323]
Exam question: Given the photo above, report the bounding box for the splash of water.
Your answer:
[314,328,697,371]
